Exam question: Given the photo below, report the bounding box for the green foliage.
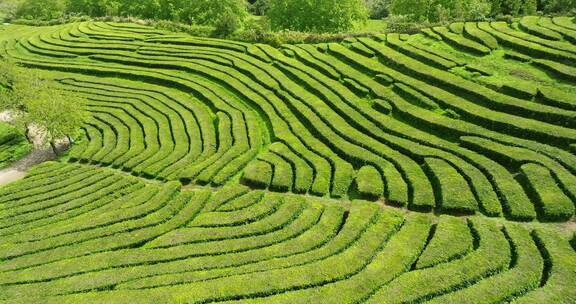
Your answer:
[390,0,430,21]
[249,0,270,15]
[364,0,392,18]
[65,0,112,17]
[24,89,87,153]
[15,0,63,20]
[416,216,473,269]
[213,7,242,37]
[389,0,551,23]
[241,160,273,188]
[392,0,492,22]
[18,0,249,29]
[0,59,86,154]
[520,163,575,221]
[540,0,576,14]
[355,165,384,199]
[267,0,368,32]
[0,122,31,169]
[0,0,22,22]
[521,0,537,14]
[0,18,576,304]
[179,0,248,27]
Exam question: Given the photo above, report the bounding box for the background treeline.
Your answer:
[2,0,575,34]
[364,0,574,21]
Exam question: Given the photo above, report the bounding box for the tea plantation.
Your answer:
[0,17,575,303]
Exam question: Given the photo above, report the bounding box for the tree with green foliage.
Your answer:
[16,0,63,20]
[267,0,368,32]
[214,8,242,37]
[364,0,392,19]
[0,60,86,155]
[24,90,86,154]
[521,0,537,14]
[427,0,492,21]
[180,0,248,27]
[249,0,270,15]
[65,0,118,17]
[539,0,576,13]
[0,0,21,22]
[0,59,36,141]
[503,0,523,15]
[390,0,431,21]
[466,0,491,20]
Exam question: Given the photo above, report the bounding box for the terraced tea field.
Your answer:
[0,16,575,303]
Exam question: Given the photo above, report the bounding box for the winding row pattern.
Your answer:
[1,18,576,222]
[0,162,573,303]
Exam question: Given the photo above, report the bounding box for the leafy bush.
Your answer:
[154,20,215,37]
[16,0,64,20]
[249,0,270,16]
[180,0,248,27]
[0,0,20,22]
[540,0,576,14]
[386,14,431,33]
[364,0,392,18]
[214,8,241,37]
[267,0,368,32]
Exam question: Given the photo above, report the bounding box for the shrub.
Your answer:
[249,0,270,16]
[267,0,368,33]
[181,0,248,27]
[364,0,392,19]
[214,8,241,37]
[16,0,64,20]
[385,14,430,34]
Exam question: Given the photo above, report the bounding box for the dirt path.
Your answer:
[0,111,67,186]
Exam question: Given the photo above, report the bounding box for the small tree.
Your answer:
[502,0,522,15]
[267,0,368,33]
[24,90,86,155]
[0,60,86,155]
[214,8,241,37]
[180,0,248,27]
[390,0,431,22]
[521,0,537,15]
[249,0,270,16]
[364,0,392,19]
[540,0,576,14]
[0,59,38,141]
[0,0,20,22]
[466,0,491,20]
[16,0,63,20]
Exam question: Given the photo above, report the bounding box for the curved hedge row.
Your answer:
[0,163,573,303]
[1,18,575,222]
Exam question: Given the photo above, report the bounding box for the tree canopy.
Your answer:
[266,0,368,32]
[0,60,86,154]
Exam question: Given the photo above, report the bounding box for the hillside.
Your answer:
[0,17,575,303]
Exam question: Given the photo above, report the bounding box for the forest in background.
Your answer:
[2,0,574,30]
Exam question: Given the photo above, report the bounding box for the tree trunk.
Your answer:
[24,124,32,143]
[50,141,58,156]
